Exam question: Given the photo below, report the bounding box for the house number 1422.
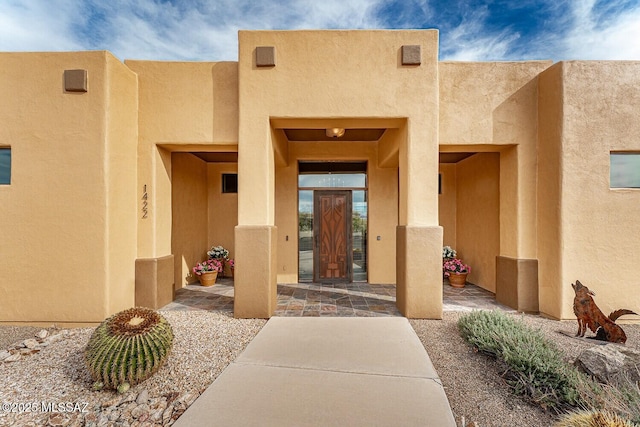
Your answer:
[142,185,148,219]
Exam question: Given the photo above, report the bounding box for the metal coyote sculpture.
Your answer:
[572,280,636,344]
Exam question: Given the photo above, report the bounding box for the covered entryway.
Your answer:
[232,30,443,319]
[438,150,500,293]
[170,149,238,289]
[297,161,368,283]
[438,145,539,313]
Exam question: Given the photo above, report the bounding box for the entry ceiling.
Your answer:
[283,129,386,142]
[191,148,474,164]
[192,152,238,163]
[439,152,475,164]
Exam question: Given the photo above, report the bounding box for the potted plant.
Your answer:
[193,258,223,287]
[443,258,471,288]
[442,246,457,260]
[207,245,230,277]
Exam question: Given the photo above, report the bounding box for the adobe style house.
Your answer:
[1,30,639,325]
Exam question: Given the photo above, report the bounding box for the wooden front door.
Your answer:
[314,190,352,282]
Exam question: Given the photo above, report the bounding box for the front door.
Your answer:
[314,190,352,282]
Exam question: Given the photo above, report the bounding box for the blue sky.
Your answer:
[1,0,639,62]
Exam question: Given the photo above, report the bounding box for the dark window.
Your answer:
[0,148,10,185]
[222,173,238,193]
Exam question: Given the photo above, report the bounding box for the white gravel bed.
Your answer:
[0,311,265,427]
[0,326,58,350]
[411,312,640,427]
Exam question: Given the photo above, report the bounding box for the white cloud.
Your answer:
[0,0,85,52]
[563,0,640,60]
[439,6,520,61]
[0,0,386,61]
[0,0,638,62]
[80,0,386,61]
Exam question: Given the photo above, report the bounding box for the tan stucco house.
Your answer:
[1,30,639,326]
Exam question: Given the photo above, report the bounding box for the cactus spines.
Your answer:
[85,307,173,392]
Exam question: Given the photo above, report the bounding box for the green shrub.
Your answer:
[458,310,600,412]
[458,310,640,424]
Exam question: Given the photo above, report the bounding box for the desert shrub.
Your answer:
[554,409,638,427]
[458,310,601,413]
[584,376,640,424]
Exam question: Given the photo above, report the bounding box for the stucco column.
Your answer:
[234,226,277,318]
[396,119,443,319]
[234,119,277,318]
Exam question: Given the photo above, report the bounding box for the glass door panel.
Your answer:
[352,190,367,281]
[298,190,313,281]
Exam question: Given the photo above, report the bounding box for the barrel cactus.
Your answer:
[85,307,173,392]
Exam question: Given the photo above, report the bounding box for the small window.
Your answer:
[222,173,238,193]
[0,148,10,185]
[611,153,640,188]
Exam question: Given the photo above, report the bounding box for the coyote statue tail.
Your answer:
[571,280,637,344]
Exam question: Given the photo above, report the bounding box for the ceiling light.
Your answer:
[326,128,345,138]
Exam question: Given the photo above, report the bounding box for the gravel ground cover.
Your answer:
[0,311,265,427]
[411,312,640,427]
[0,326,55,350]
[1,310,638,427]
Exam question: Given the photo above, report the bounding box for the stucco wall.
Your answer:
[105,54,139,314]
[438,164,457,247]
[439,61,551,260]
[539,62,640,320]
[0,52,137,324]
[207,163,238,272]
[238,30,439,226]
[125,60,239,260]
[456,153,500,292]
[171,153,208,287]
[537,63,564,318]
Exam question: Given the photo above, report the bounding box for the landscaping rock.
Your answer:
[23,338,39,349]
[3,352,22,362]
[574,344,640,385]
[135,389,149,405]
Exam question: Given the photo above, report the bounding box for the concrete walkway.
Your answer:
[174,317,456,426]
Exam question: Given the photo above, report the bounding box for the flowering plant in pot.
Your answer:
[443,258,471,288]
[193,258,223,286]
[207,245,230,277]
[442,246,457,259]
[207,245,229,260]
[443,258,470,276]
[193,258,223,275]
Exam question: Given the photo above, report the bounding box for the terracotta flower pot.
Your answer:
[198,271,218,287]
[448,272,468,288]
